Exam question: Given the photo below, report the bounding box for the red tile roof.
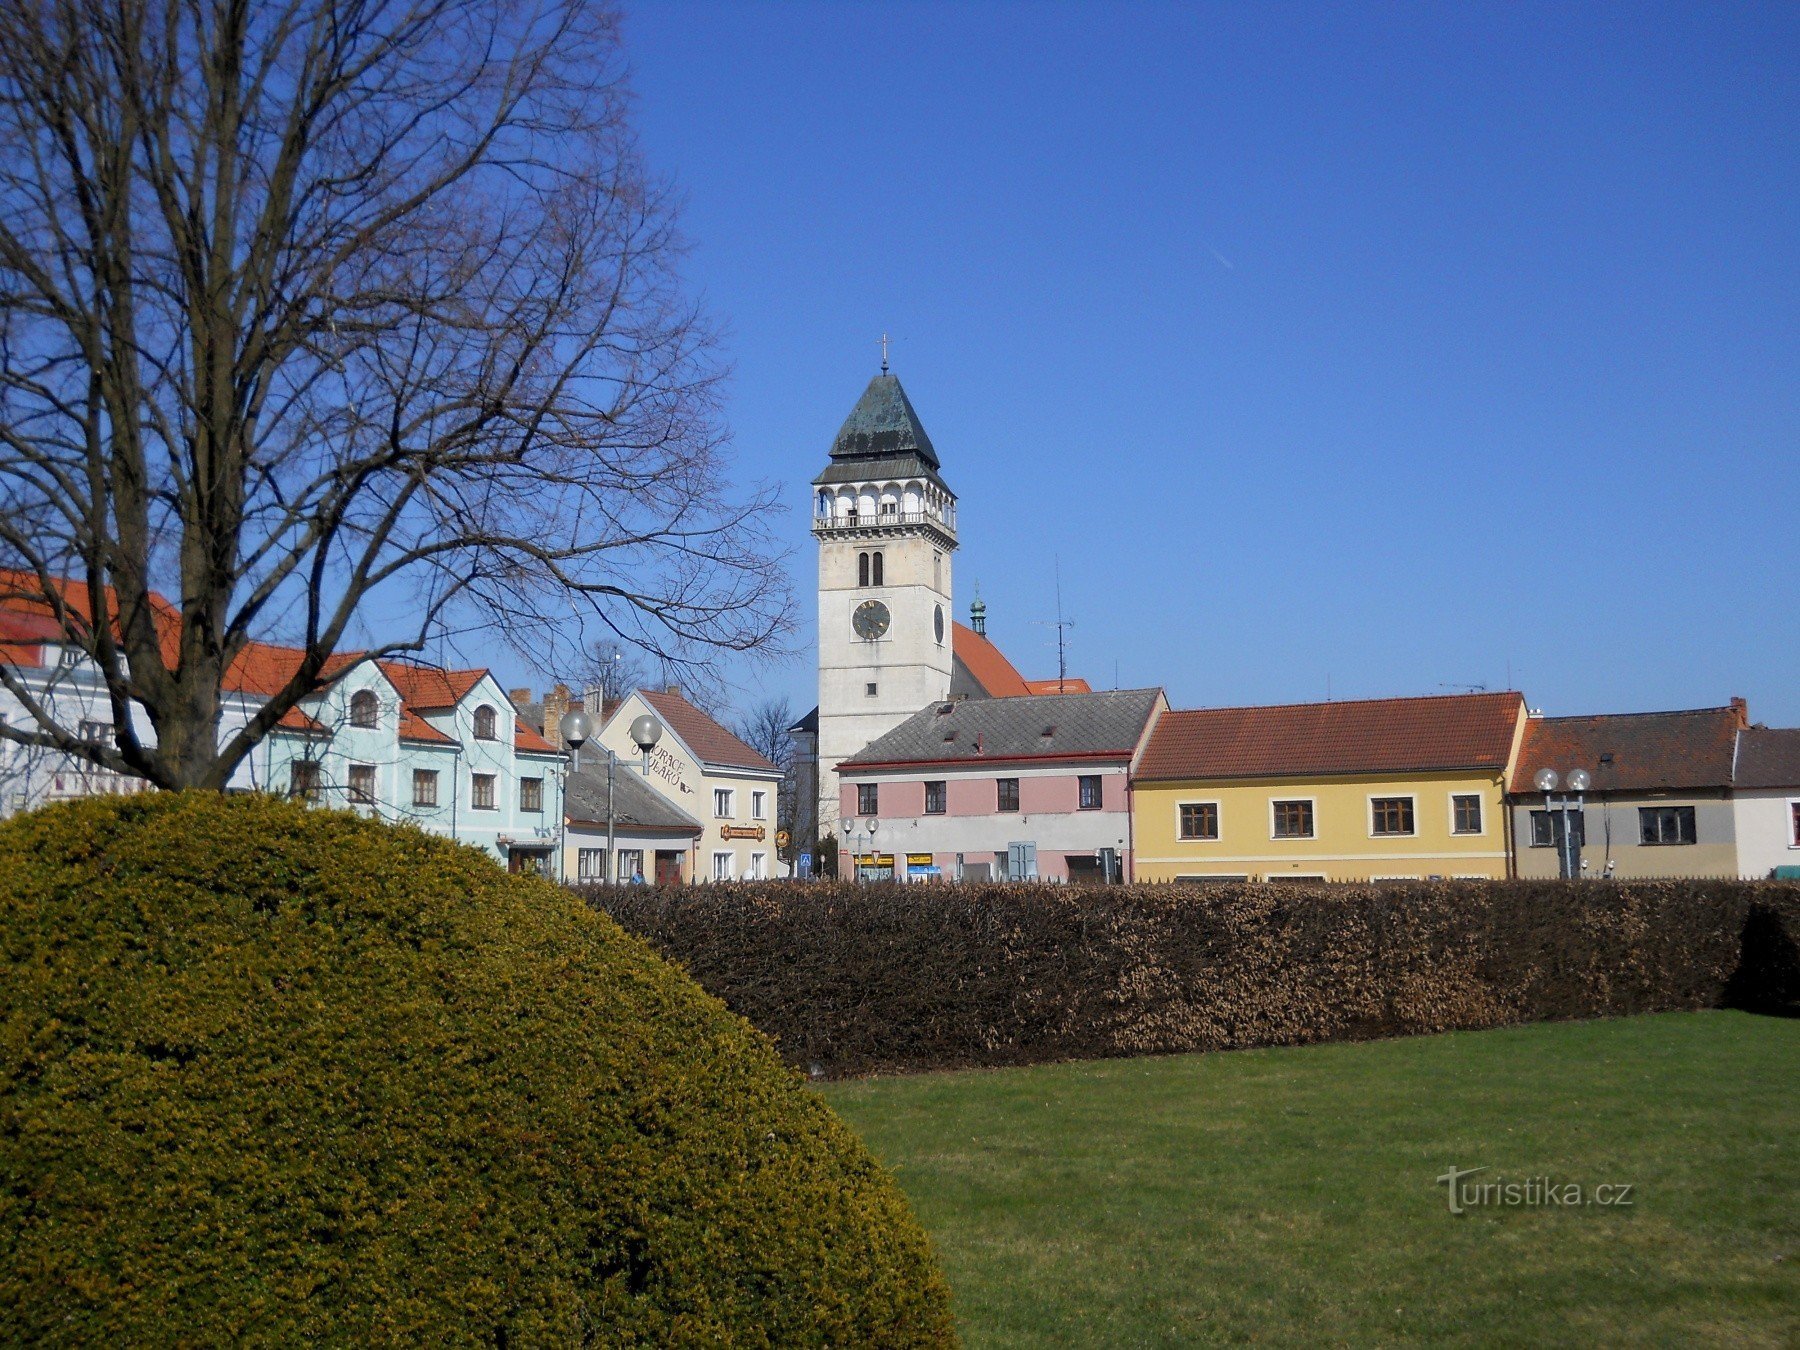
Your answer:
[951,622,1030,697]
[376,662,485,710]
[0,569,183,667]
[638,688,779,773]
[1509,706,1745,794]
[1138,691,1526,781]
[513,719,558,755]
[1023,677,1093,695]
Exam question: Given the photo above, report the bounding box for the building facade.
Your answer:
[1133,693,1528,882]
[562,757,704,885]
[835,688,1166,882]
[586,688,783,882]
[1507,704,1746,879]
[812,370,959,839]
[1732,727,1800,878]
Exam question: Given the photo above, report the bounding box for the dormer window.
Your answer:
[350,690,378,729]
[473,704,497,740]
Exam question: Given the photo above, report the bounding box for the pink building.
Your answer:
[835,688,1167,882]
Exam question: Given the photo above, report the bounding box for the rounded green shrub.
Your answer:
[0,793,954,1345]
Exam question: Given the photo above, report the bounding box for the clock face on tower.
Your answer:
[852,599,891,640]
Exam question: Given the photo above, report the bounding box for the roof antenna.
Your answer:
[1034,557,1074,694]
[879,331,889,375]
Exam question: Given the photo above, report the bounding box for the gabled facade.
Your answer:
[1133,692,1529,882]
[587,688,783,882]
[836,688,1167,882]
[1507,703,1747,879]
[258,661,566,873]
[1733,727,1800,878]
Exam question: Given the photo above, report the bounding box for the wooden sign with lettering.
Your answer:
[720,825,766,842]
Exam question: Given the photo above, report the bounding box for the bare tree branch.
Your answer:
[0,0,791,789]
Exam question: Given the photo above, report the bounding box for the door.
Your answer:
[654,850,684,885]
[1007,842,1038,881]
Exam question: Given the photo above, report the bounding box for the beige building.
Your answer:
[1507,703,1746,879]
[588,688,784,882]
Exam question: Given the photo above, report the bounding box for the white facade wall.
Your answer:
[816,519,955,838]
[1734,789,1800,878]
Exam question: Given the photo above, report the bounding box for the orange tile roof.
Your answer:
[1023,677,1093,695]
[638,688,779,773]
[0,569,182,668]
[1137,691,1526,781]
[399,709,458,745]
[377,661,485,710]
[513,719,558,754]
[951,622,1031,697]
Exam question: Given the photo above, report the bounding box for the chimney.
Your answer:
[509,686,532,709]
[664,683,681,698]
[542,682,572,740]
[1730,696,1749,727]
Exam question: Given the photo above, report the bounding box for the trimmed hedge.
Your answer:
[581,879,1800,1078]
[0,795,954,1346]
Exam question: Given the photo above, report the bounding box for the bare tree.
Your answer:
[0,0,789,790]
[734,693,803,856]
[579,641,654,707]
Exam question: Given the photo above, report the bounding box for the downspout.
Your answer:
[451,745,461,843]
[1501,773,1516,879]
[1125,765,1136,883]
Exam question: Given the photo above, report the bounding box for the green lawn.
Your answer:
[823,1012,1798,1347]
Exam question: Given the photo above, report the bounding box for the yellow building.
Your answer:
[1132,692,1528,882]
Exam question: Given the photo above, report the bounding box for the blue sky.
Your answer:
[509,1,1799,724]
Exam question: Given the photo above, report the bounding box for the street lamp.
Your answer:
[629,713,663,776]
[559,709,592,885]
[1535,766,1591,880]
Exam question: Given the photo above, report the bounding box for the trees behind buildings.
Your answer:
[0,0,788,791]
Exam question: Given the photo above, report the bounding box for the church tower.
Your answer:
[812,367,957,837]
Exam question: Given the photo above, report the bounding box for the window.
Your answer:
[348,763,376,804]
[1078,775,1103,810]
[751,790,766,819]
[865,682,878,697]
[79,719,111,745]
[1179,802,1219,840]
[933,551,942,590]
[750,852,767,880]
[618,849,644,881]
[1529,809,1585,848]
[289,760,321,802]
[714,787,734,818]
[577,848,609,882]
[519,776,543,813]
[473,704,497,740]
[1370,797,1415,837]
[1639,805,1697,846]
[1272,799,1314,839]
[857,782,879,815]
[712,851,733,881]
[471,772,497,810]
[879,499,897,519]
[1792,801,1800,847]
[858,552,869,587]
[997,778,1020,812]
[350,690,378,728]
[925,780,947,815]
[1452,794,1483,835]
[413,768,439,807]
[871,551,884,585]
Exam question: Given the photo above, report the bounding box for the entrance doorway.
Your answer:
[654,850,685,885]
[508,847,552,876]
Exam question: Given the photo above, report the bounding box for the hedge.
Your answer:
[580,879,1800,1078]
[0,795,955,1346]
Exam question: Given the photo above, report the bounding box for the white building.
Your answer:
[1732,727,1800,879]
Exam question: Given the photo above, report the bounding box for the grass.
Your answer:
[822,1012,1798,1346]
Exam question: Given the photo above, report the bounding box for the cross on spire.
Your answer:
[879,332,889,374]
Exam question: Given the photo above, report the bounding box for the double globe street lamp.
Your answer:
[559,707,665,884]
[1533,766,1592,880]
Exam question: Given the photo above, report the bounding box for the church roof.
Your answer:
[826,372,939,467]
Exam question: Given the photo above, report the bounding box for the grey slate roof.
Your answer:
[840,688,1165,768]
[825,373,939,466]
[1735,727,1800,789]
[565,760,703,832]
